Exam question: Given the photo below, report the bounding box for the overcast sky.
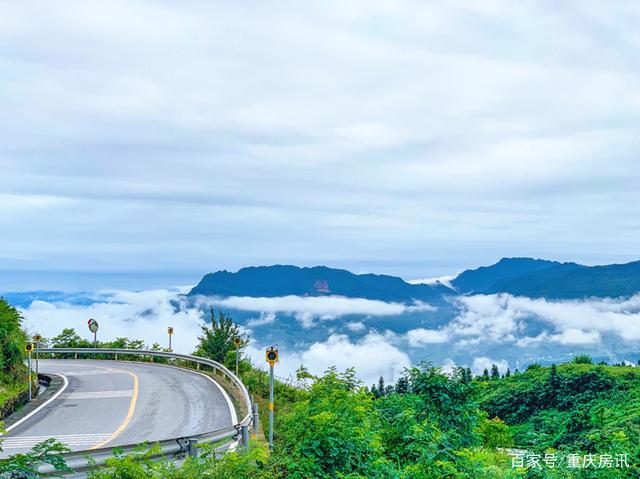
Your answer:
[2,1,639,286]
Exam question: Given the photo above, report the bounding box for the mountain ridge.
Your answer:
[189,264,452,303]
[189,258,640,301]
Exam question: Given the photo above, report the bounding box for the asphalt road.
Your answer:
[0,360,235,458]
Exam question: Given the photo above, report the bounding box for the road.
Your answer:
[0,360,236,458]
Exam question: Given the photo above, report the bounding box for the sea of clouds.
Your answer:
[17,289,640,385]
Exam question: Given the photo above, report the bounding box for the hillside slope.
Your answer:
[454,258,640,299]
[479,362,640,457]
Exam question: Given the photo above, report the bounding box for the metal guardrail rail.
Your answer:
[31,348,257,477]
[37,427,237,477]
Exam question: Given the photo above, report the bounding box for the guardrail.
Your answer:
[38,426,237,478]
[32,348,258,477]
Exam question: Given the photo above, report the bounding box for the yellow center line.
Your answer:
[86,367,139,450]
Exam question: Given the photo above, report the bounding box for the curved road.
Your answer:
[0,360,235,457]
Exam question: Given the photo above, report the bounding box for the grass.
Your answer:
[0,381,28,421]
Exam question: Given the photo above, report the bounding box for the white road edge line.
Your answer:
[2,372,70,434]
[185,369,239,426]
[140,362,241,451]
[191,370,240,452]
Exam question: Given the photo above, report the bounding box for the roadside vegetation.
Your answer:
[0,299,28,421]
[1,302,639,478]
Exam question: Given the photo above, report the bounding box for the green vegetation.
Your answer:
[194,308,246,364]
[573,354,593,365]
[0,439,71,478]
[0,299,28,419]
[86,359,639,478]
[0,299,26,382]
[480,362,640,476]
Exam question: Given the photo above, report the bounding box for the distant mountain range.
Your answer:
[189,265,450,302]
[189,258,640,301]
[453,257,640,299]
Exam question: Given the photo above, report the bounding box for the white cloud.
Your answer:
[1,2,640,275]
[456,293,640,343]
[399,292,640,350]
[440,358,458,374]
[345,321,366,332]
[19,289,205,354]
[516,329,601,347]
[204,295,435,328]
[247,333,412,386]
[335,123,409,147]
[449,294,524,343]
[406,328,449,346]
[407,274,458,289]
[472,356,509,376]
[18,290,412,385]
[246,312,276,328]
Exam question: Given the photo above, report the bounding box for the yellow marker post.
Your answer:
[266,347,278,449]
[25,343,33,400]
[33,334,42,378]
[234,337,242,376]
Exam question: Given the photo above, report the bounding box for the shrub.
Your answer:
[573,354,593,365]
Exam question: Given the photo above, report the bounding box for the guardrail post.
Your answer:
[74,352,78,359]
[241,424,249,450]
[252,402,259,439]
[115,353,118,361]
[188,438,199,457]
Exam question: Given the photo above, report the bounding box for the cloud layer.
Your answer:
[206,295,435,328]
[18,289,416,384]
[21,289,205,353]
[16,289,640,386]
[245,333,412,386]
[398,293,640,364]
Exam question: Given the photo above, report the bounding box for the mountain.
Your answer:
[452,258,564,293]
[188,265,452,303]
[454,257,640,299]
[189,258,640,303]
[494,260,640,299]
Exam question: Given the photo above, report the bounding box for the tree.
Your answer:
[505,368,511,378]
[275,368,390,478]
[0,299,27,383]
[395,375,409,394]
[377,376,386,397]
[194,308,244,363]
[477,416,512,449]
[407,363,478,449]
[50,328,90,348]
[482,368,490,381]
[573,354,593,364]
[466,367,473,382]
[490,364,500,380]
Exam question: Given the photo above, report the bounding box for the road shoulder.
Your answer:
[2,373,68,433]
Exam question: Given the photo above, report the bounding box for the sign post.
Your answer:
[266,346,279,450]
[88,319,99,346]
[25,343,33,401]
[168,327,174,351]
[33,334,42,378]
[234,337,242,376]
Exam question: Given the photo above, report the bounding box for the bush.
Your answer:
[273,368,392,479]
[573,354,593,365]
[0,299,27,384]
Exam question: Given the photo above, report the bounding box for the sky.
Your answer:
[2,0,640,289]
